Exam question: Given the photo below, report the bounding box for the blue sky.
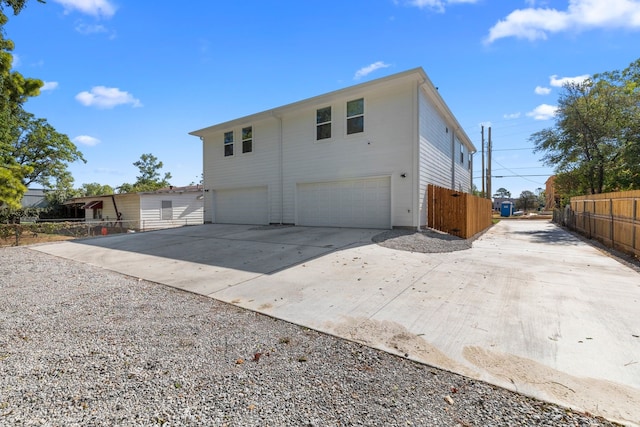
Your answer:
[6,0,640,197]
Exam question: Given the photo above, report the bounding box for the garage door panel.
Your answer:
[297,177,390,229]
[214,187,268,225]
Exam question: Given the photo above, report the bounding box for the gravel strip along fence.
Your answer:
[0,247,618,427]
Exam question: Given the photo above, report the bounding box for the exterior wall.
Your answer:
[453,134,472,193]
[418,88,473,226]
[202,79,416,227]
[140,192,203,227]
[281,80,415,226]
[197,68,473,229]
[202,118,281,223]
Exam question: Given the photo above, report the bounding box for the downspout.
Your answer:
[274,113,284,225]
[414,80,421,231]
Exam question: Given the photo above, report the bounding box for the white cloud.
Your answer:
[75,22,107,34]
[11,53,20,67]
[527,104,558,120]
[406,0,478,12]
[354,61,391,80]
[485,0,640,43]
[41,81,59,91]
[73,135,101,146]
[75,86,142,109]
[503,112,521,119]
[549,74,590,87]
[534,86,551,95]
[52,0,116,18]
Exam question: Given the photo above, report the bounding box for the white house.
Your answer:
[67,185,204,230]
[190,67,475,229]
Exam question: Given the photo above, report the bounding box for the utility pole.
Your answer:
[487,127,492,201]
[481,125,485,198]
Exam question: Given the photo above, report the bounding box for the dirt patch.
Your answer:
[327,316,473,377]
[463,346,640,425]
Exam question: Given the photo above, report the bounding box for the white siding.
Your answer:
[282,80,415,227]
[202,120,281,224]
[140,193,203,229]
[453,134,472,193]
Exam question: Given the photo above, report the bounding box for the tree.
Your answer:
[10,111,86,188]
[493,187,511,198]
[80,182,114,196]
[516,190,537,212]
[1,0,61,209]
[532,58,640,196]
[118,153,172,193]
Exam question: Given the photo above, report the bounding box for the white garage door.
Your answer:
[214,187,268,225]
[297,176,391,229]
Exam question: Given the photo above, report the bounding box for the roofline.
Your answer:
[189,66,475,153]
[189,67,426,137]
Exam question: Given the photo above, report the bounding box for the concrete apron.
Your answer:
[32,221,640,426]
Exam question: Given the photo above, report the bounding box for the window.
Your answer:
[460,144,464,164]
[93,208,102,220]
[161,200,173,220]
[242,126,253,153]
[224,131,234,157]
[346,98,364,135]
[316,106,332,140]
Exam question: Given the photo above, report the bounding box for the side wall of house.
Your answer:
[418,88,472,227]
[140,193,203,226]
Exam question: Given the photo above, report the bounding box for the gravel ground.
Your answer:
[0,245,620,427]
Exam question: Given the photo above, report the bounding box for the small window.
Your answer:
[93,208,102,220]
[316,106,332,140]
[224,131,234,157]
[161,200,173,220]
[460,144,464,164]
[242,126,253,153]
[468,153,472,171]
[346,98,364,135]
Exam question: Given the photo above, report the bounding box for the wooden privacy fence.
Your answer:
[567,190,640,258]
[427,184,493,239]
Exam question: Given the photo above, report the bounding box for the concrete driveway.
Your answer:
[33,221,640,426]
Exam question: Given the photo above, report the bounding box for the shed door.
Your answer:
[297,176,391,229]
[214,186,268,225]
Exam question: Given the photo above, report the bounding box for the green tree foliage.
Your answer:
[516,190,537,212]
[10,110,86,187]
[118,153,172,193]
[1,0,76,209]
[493,187,511,198]
[532,58,640,196]
[80,182,114,196]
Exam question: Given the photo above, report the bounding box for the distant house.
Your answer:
[21,188,49,209]
[492,197,516,212]
[190,67,476,229]
[65,185,204,231]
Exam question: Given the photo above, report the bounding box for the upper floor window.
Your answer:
[346,98,364,135]
[224,131,234,157]
[242,126,253,153]
[316,106,332,140]
[460,144,464,164]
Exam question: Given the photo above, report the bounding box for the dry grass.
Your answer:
[0,234,75,248]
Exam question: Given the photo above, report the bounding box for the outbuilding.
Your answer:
[66,185,204,231]
[190,67,475,229]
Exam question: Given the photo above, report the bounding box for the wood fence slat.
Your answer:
[566,190,640,259]
[427,184,492,239]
